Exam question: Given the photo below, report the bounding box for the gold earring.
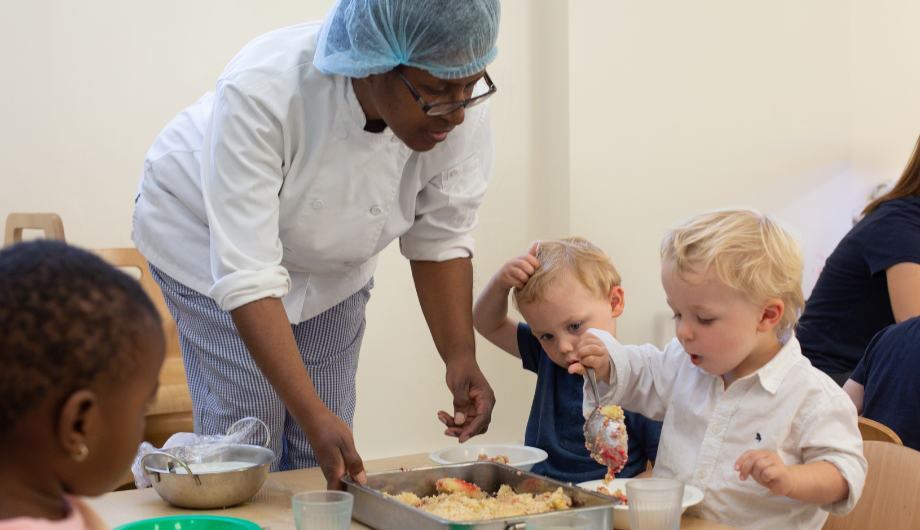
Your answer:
[72,443,89,462]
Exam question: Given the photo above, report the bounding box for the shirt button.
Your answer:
[370,206,382,215]
[712,425,722,434]
[336,127,347,139]
[448,169,460,179]
[698,469,707,478]
[390,135,400,144]
[312,200,324,210]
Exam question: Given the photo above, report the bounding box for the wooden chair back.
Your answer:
[822,441,920,530]
[4,213,66,246]
[91,248,193,446]
[858,417,903,445]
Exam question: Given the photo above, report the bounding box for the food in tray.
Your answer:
[586,405,629,474]
[386,477,573,521]
[595,485,628,505]
[476,453,510,464]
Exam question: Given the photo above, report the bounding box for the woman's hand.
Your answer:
[305,408,366,490]
[438,357,496,442]
[572,332,611,382]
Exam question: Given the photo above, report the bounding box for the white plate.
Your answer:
[428,443,548,471]
[577,478,704,530]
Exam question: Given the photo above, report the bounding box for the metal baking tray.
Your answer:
[342,462,617,530]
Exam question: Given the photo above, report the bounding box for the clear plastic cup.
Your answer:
[625,479,684,530]
[292,490,354,530]
[525,513,593,530]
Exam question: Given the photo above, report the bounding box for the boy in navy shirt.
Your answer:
[844,316,920,451]
[473,237,661,483]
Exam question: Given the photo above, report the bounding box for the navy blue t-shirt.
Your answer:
[517,323,662,483]
[798,196,920,374]
[850,316,920,452]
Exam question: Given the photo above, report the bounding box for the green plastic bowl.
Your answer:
[113,515,262,530]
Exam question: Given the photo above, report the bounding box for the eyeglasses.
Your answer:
[396,69,497,117]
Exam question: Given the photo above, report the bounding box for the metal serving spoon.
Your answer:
[583,367,629,472]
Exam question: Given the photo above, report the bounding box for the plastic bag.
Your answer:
[132,417,268,489]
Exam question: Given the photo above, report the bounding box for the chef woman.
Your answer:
[132,0,501,488]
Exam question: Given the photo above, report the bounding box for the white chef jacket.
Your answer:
[583,329,867,530]
[132,22,494,324]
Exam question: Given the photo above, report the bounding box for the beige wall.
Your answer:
[1,1,919,461]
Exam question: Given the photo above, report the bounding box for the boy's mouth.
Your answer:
[689,354,702,366]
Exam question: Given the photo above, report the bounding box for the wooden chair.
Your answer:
[858,417,903,445]
[823,441,920,530]
[93,249,194,490]
[4,213,66,246]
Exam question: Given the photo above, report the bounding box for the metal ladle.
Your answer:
[583,367,628,470]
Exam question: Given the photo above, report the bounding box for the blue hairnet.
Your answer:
[314,0,500,79]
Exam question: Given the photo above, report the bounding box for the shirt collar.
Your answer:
[753,334,802,394]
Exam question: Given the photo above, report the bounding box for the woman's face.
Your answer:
[356,66,486,151]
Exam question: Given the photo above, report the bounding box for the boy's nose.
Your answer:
[676,322,694,342]
[557,338,574,354]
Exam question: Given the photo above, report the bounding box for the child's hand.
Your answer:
[571,332,611,382]
[494,242,540,291]
[735,450,794,496]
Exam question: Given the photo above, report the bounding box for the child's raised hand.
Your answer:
[494,242,540,291]
[570,332,611,382]
[735,450,795,496]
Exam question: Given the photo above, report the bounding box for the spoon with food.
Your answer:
[583,367,629,474]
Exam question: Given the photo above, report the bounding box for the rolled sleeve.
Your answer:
[800,395,868,516]
[400,105,494,262]
[200,79,291,311]
[582,330,682,422]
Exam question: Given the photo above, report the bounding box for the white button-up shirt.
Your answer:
[132,22,494,323]
[583,329,867,530]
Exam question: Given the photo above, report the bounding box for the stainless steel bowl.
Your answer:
[142,443,276,509]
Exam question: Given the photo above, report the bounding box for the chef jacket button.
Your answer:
[448,169,459,179]
[344,262,356,267]
[712,424,722,434]
[390,135,400,144]
[336,127,347,139]
[370,206,382,215]
[312,200,324,210]
[698,469,707,478]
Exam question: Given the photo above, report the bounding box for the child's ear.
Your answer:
[757,299,785,332]
[57,389,98,462]
[608,286,626,317]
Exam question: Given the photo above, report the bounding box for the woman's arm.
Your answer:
[231,297,364,489]
[886,262,920,322]
[411,258,495,442]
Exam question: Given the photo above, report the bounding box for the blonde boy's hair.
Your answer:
[660,207,805,337]
[513,237,621,310]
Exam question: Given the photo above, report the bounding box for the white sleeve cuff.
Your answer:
[814,453,867,516]
[582,328,629,418]
[208,265,292,312]
[399,233,474,262]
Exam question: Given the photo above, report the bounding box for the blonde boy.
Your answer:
[577,208,866,530]
[472,237,661,482]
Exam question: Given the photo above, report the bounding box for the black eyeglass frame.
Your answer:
[396,69,497,117]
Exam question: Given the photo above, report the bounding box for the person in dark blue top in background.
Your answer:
[472,238,662,483]
[843,316,920,452]
[797,133,920,385]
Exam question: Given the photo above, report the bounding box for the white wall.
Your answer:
[2,0,920,461]
[567,0,852,347]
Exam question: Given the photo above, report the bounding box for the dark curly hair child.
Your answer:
[0,241,165,529]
